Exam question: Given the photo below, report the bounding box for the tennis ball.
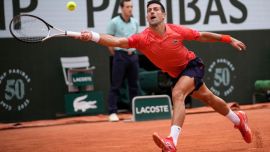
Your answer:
[66,1,77,11]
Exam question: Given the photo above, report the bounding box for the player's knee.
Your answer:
[172,89,186,103]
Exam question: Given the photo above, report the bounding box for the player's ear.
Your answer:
[162,12,166,20]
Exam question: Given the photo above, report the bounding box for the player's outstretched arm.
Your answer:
[78,31,129,48]
[197,32,246,51]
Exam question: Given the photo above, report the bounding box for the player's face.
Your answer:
[146,4,165,26]
[121,1,133,18]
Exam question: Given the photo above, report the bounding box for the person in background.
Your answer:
[106,0,140,122]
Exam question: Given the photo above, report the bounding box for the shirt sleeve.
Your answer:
[179,25,200,41]
[106,20,115,35]
[128,34,140,49]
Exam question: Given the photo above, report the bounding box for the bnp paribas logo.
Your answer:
[207,58,236,97]
[0,69,32,111]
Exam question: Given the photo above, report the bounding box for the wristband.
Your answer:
[220,35,232,43]
[91,31,100,43]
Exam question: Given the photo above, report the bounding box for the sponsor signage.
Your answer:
[206,58,236,97]
[1,0,270,38]
[64,91,105,115]
[0,69,31,112]
[72,73,93,87]
[132,95,172,121]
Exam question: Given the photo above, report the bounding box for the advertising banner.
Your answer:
[64,91,105,115]
[1,0,270,38]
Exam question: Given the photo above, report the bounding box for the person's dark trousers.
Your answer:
[108,51,139,114]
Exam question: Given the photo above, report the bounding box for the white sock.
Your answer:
[169,125,181,146]
[226,109,240,126]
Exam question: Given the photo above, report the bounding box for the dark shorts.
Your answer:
[171,57,205,92]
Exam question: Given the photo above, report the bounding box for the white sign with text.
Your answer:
[1,0,270,38]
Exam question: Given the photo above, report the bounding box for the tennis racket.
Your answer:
[9,14,81,43]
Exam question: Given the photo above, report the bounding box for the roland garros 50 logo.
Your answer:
[0,69,31,111]
[207,58,236,97]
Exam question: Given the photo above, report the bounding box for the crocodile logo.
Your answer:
[73,95,97,112]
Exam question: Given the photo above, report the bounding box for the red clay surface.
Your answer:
[0,103,269,152]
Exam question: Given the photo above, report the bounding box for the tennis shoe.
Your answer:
[108,113,119,122]
[234,111,252,143]
[153,132,176,152]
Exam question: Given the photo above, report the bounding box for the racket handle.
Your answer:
[66,31,81,37]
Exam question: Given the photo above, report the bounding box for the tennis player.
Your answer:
[77,0,252,151]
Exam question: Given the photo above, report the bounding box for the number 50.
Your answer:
[214,68,230,87]
[5,79,25,100]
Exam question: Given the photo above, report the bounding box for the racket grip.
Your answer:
[66,31,81,37]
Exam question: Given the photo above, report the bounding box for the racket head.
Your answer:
[9,14,52,43]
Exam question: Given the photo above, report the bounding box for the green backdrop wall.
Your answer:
[0,30,269,122]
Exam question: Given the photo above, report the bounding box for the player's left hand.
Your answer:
[80,31,92,41]
[230,38,246,51]
[71,31,91,41]
[74,31,92,41]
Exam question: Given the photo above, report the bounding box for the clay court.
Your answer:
[0,103,269,152]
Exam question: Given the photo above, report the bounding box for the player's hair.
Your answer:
[147,0,165,13]
[120,0,131,8]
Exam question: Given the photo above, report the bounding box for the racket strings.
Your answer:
[10,16,49,42]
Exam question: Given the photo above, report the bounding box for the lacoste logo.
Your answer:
[172,39,179,45]
[73,95,97,112]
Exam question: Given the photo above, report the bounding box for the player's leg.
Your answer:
[191,84,252,143]
[108,52,128,121]
[154,57,205,152]
[153,75,195,152]
[191,83,229,115]
[171,76,196,127]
